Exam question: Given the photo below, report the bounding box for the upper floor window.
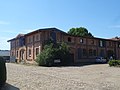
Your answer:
[80,39,83,43]
[109,41,112,46]
[68,37,72,42]
[19,37,25,47]
[83,49,87,56]
[50,32,56,42]
[99,40,105,47]
[16,41,19,46]
[29,37,32,43]
[36,35,39,41]
[91,40,94,44]
[118,43,120,48]
[100,40,103,47]
[11,41,15,48]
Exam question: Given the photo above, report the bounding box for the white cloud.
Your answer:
[0,21,10,25]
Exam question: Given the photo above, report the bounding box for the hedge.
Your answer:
[108,60,120,67]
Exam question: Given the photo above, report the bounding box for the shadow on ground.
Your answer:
[52,62,108,67]
[1,83,19,90]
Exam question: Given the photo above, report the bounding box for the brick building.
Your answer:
[8,28,120,63]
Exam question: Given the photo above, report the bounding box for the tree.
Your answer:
[68,27,93,37]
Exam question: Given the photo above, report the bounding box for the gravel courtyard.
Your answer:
[3,63,120,90]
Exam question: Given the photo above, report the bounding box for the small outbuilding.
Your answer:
[0,50,10,62]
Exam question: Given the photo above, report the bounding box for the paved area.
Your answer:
[3,63,120,90]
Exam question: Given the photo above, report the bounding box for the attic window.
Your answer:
[68,37,71,42]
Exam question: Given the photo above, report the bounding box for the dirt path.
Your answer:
[3,63,120,90]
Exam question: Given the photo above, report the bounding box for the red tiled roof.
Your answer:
[109,37,120,41]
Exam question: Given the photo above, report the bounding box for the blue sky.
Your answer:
[0,0,120,50]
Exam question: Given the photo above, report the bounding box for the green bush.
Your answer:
[0,57,6,87]
[58,43,71,65]
[36,42,71,66]
[36,44,55,66]
[108,60,120,67]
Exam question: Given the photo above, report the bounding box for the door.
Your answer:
[20,49,25,60]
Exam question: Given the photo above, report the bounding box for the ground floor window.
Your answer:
[36,48,39,56]
[100,49,105,57]
[93,50,97,56]
[16,51,18,57]
[12,52,14,56]
[89,49,92,56]
[78,48,81,59]
[29,49,31,57]
[89,49,97,57]
[82,49,87,56]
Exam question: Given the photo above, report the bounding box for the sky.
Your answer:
[0,0,120,50]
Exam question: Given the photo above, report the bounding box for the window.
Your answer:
[109,41,112,46]
[93,50,96,56]
[118,43,120,48]
[78,48,81,59]
[100,40,103,47]
[83,49,87,56]
[29,37,32,43]
[68,37,71,42]
[100,49,104,57]
[11,41,15,48]
[89,49,92,56]
[50,32,56,42]
[36,35,39,41]
[91,40,94,44]
[29,49,31,57]
[12,52,14,56]
[36,48,39,56]
[99,40,106,47]
[16,51,18,57]
[80,39,84,43]
[16,41,18,46]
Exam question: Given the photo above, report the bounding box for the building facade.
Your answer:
[8,28,120,63]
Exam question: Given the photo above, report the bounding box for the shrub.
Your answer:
[58,43,71,65]
[108,60,120,67]
[0,57,6,87]
[36,42,71,66]
[36,43,57,66]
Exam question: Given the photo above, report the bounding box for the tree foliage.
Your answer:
[68,27,93,37]
[36,42,71,66]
